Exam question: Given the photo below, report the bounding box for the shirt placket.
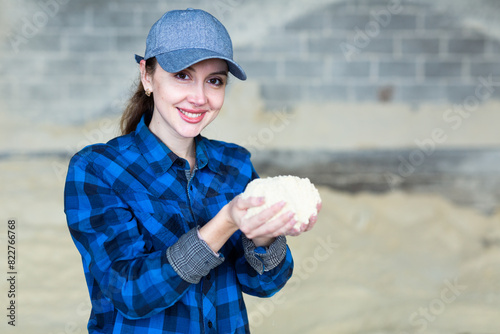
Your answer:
[201,269,217,333]
[186,164,217,332]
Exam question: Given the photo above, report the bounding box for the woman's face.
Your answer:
[142,58,228,141]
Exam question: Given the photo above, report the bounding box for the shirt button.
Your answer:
[176,160,184,167]
[206,273,211,280]
[208,320,213,328]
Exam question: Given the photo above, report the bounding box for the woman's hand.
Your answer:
[287,201,322,236]
[225,196,296,239]
[224,196,322,246]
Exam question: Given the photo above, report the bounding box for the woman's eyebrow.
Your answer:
[210,70,228,76]
[184,66,228,76]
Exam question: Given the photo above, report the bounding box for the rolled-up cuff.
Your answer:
[166,228,224,284]
[242,235,287,275]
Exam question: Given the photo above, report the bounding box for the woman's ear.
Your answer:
[139,60,152,91]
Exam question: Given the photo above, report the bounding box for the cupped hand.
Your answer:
[286,201,322,236]
[225,195,297,240]
[225,196,322,240]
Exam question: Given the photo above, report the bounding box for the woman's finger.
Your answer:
[250,200,286,224]
[247,209,296,239]
[235,195,265,210]
[304,213,318,232]
[240,201,286,237]
[316,201,323,212]
[286,203,321,236]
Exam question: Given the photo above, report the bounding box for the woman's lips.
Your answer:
[177,108,207,124]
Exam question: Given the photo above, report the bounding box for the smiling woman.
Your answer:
[63,7,320,334]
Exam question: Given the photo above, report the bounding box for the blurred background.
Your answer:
[1,0,500,333]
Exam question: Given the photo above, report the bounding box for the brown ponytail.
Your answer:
[120,57,158,135]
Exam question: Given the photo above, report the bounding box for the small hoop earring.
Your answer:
[145,89,152,97]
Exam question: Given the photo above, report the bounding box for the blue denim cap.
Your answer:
[135,8,246,80]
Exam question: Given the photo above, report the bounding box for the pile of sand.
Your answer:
[1,157,499,333]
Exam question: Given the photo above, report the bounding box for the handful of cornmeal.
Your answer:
[241,175,321,228]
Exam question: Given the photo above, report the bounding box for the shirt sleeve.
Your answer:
[64,151,219,320]
[166,228,223,284]
[241,235,287,275]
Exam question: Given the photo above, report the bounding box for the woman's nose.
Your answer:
[187,82,208,106]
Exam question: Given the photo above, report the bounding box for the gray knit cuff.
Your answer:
[242,235,287,275]
[166,228,224,284]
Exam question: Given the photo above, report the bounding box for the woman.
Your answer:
[64,8,320,333]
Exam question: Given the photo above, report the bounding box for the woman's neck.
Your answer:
[148,115,196,169]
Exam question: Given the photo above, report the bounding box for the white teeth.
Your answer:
[179,108,202,119]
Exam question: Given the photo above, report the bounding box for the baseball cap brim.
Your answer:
[135,49,247,81]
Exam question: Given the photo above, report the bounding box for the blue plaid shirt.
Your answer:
[64,115,293,333]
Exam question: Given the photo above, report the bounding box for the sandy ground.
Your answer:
[1,156,500,334]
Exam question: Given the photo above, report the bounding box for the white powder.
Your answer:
[241,175,321,228]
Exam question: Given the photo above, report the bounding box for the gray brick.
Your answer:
[12,57,45,78]
[330,60,371,78]
[324,13,371,31]
[401,37,440,54]
[0,38,10,54]
[25,81,60,101]
[349,84,380,102]
[45,9,87,28]
[0,82,13,100]
[361,37,394,54]
[13,33,62,53]
[66,34,114,52]
[490,40,500,54]
[237,60,279,79]
[353,0,393,5]
[322,1,357,13]
[67,81,113,100]
[141,11,164,28]
[42,56,86,76]
[394,84,447,102]
[285,11,326,31]
[309,36,346,55]
[87,57,137,77]
[382,14,417,30]
[424,60,463,78]
[258,34,303,54]
[306,83,348,101]
[284,60,324,77]
[448,38,486,55]
[368,1,432,12]
[337,36,394,60]
[116,33,146,53]
[470,61,500,78]
[260,84,302,101]
[332,6,417,30]
[424,14,459,30]
[378,60,416,78]
[63,0,106,11]
[232,45,258,59]
[93,9,136,28]
[445,84,477,103]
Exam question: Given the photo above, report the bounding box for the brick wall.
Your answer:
[1,0,500,123]
[236,0,500,109]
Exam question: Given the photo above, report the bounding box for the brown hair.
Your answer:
[120,57,158,135]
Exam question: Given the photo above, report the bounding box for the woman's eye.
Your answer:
[175,72,189,80]
[209,78,224,86]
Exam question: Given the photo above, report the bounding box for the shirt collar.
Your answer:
[134,114,220,176]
